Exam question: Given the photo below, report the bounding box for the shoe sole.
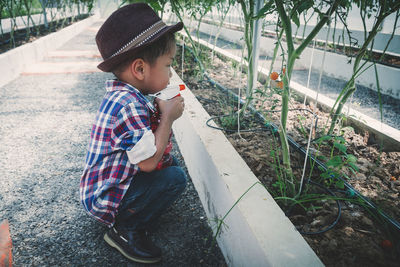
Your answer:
[104,232,161,264]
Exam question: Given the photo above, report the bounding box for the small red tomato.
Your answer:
[390,176,397,181]
[270,72,279,81]
[282,67,286,74]
[277,81,284,89]
[381,239,393,249]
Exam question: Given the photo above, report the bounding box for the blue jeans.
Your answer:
[116,158,187,231]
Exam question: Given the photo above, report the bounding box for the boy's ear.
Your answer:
[130,58,146,80]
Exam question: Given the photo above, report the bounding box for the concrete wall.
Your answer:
[171,71,324,267]
[189,20,400,100]
[1,7,88,34]
[206,7,400,53]
[182,31,400,152]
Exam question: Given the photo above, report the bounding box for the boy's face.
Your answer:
[142,45,176,95]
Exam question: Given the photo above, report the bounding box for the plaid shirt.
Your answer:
[80,80,172,226]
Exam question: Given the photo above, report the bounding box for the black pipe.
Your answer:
[285,180,342,235]
[205,73,400,235]
[180,43,400,236]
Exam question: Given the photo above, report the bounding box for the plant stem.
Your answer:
[265,28,283,87]
[273,0,341,197]
[327,5,396,134]
[212,181,261,246]
[171,1,206,74]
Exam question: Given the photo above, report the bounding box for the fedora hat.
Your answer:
[96,3,183,72]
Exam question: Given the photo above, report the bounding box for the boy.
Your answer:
[80,3,186,264]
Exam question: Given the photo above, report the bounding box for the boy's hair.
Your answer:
[112,32,176,78]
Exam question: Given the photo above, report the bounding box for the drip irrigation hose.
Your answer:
[206,115,269,133]
[179,43,400,236]
[204,72,400,236]
[297,134,345,150]
[286,131,400,234]
[205,72,319,131]
[284,180,342,235]
[206,115,342,235]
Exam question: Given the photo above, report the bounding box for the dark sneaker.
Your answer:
[104,226,161,264]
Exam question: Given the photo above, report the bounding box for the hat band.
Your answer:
[110,20,167,58]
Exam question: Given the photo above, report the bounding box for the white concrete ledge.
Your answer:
[180,31,400,152]
[171,71,323,266]
[290,81,400,152]
[184,18,400,100]
[0,14,99,88]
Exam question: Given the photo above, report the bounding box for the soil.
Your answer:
[173,43,400,267]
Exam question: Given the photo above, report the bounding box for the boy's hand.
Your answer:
[139,96,184,172]
[156,96,184,122]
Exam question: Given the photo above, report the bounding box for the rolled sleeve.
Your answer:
[111,102,156,164]
[126,130,156,164]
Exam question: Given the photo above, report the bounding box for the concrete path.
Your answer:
[0,20,225,266]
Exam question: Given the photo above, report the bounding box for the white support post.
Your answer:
[249,0,263,92]
[39,0,48,29]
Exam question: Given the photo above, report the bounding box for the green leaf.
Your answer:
[313,7,324,19]
[335,136,346,143]
[326,156,343,167]
[298,115,306,121]
[338,0,351,8]
[348,162,359,172]
[272,181,283,188]
[320,172,330,179]
[291,11,300,27]
[254,0,275,19]
[317,155,327,161]
[334,142,347,153]
[346,154,357,163]
[316,135,333,143]
[296,0,314,14]
[335,179,345,189]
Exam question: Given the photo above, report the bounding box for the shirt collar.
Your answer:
[105,80,155,112]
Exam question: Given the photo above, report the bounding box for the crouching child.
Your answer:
[80,3,187,264]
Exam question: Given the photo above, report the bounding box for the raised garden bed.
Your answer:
[172,42,400,267]
[0,14,90,54]
[170,70,323,266]
[0,14,97,88]
[185,18,400,101]
[201,17,400,69]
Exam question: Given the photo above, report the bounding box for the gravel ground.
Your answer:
[0,21,225,266]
